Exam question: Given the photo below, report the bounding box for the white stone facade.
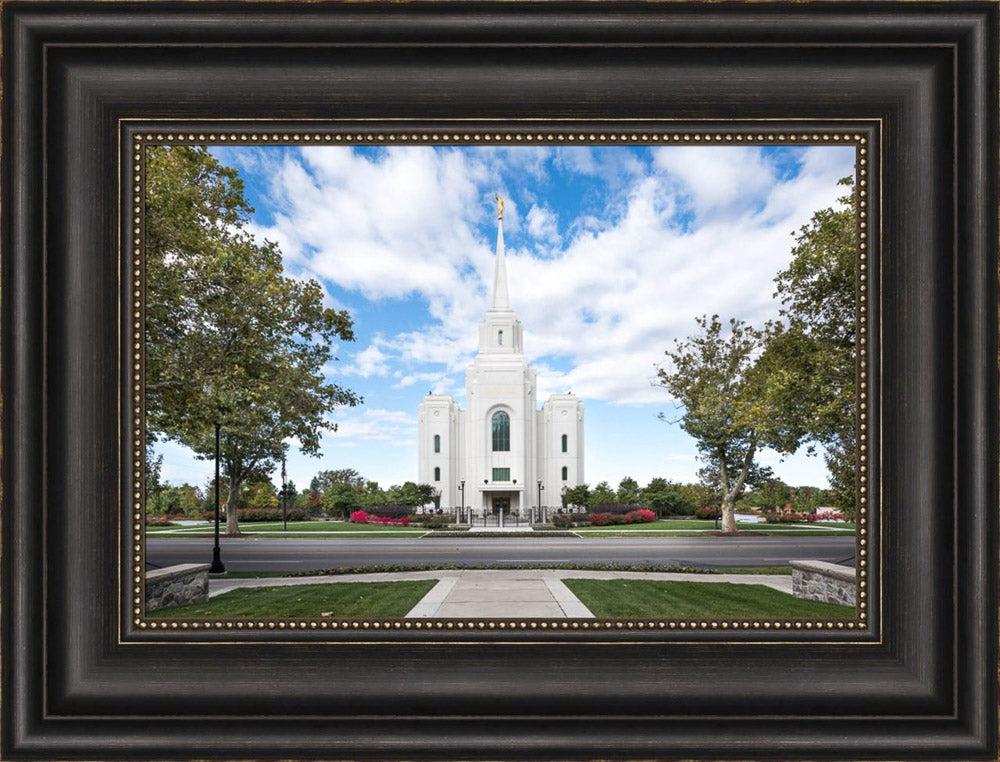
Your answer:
[417,209,584,521]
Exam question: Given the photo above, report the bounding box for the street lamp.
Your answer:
[537,479,544,524]
[281,456,288,532]
[458,480,466,524]
[209,421,226,573]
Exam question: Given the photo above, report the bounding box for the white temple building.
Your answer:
[417,198,584,523]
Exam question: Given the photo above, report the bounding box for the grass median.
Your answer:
[148,579,438,618]
[146,520,427,537]
[562,578,854,619]
[574,519,855,536]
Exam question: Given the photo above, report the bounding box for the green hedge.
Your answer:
[199,507,307,522]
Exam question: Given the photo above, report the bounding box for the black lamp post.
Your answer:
[281,456,288,532]
[209,421,226,573]
[458,480,466,524]
[537,479,544,524]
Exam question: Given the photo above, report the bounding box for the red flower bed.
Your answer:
[807,511,846,522]
[350,510,411,526]
[624,508,656,523]
[589,509,655,526]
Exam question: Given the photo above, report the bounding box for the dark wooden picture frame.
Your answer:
[2,3,996,760]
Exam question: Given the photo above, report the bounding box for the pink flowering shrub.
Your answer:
[624,509,656,523]
[370,515,411,526]
[804,511,846,523]
[588,512,618,526]
[589,509,655,526]
[350,510,411,526]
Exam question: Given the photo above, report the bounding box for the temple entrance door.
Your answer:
[493,497,510,528]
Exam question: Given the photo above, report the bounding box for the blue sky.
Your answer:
[153,143,856,493]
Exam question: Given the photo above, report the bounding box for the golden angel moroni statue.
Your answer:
[496,194,504,220]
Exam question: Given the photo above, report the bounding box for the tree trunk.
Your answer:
[224,479,243,536]
[722,438,759,535]
[720,495,738,534]
[717,451,737,534]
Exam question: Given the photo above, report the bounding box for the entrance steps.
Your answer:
[471,525,534,533]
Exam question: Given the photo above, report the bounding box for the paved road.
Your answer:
[147,535,855,572]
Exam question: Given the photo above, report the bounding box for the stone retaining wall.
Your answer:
[789,560,856,606]
[146,563,210,612]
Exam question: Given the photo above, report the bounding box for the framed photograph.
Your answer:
[3,3,996,760]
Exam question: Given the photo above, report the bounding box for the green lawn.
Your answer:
[575,519,854,537]
[563,579,855,619]
[148,580,438,618]
[146,518,854,538]
[208,565,794,580]
[241,521,424,532]
[576,530,854,538]
[146,520,426,535]
[576,520,715,531]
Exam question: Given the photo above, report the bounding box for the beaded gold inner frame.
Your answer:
[127,121,877,641]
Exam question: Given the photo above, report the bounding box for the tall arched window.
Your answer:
[433,434,440,453]
[561,466,568,481]
[491,411,510,451]
[561,434,568,453]
[498,329,504,346]
[434,466,441,481]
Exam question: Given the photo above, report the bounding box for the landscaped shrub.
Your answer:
[372,516,411,525]
[420,515,453,529]
[624,509,656,523]
[589,503,644,515]
[588,512,614,526]
[695,506,721,520]
[589,512,634,526]
[763,510,807,523]
[588,508,657,526]
[762,510,847,524]
[350,510,411,526]
[366,504,415,519]
[199,507,306,522]
[145,514,175,527]
[808,511,846,522]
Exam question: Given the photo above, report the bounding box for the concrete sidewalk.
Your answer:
[405,570,592,618]
[208,568,792,618]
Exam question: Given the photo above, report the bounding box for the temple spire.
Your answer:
[491,194,511,310]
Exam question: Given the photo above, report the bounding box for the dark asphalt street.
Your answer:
[146,535,856,572]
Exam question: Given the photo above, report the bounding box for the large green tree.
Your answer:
[145,146,361,535]
[773,177,857,515]
[641,478,694,517]
[312,468,365,493]
[587,481,618,508]
[616,477,641,504]
[561,484,590,510]
[657,315,809,533]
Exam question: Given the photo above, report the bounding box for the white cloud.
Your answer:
[652,145,778,217]
[251,144,855,410]
[525,204,560,244]
[325,408,417,446]
[341,342,391,378]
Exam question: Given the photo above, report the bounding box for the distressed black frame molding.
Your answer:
[2,3,997,760]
